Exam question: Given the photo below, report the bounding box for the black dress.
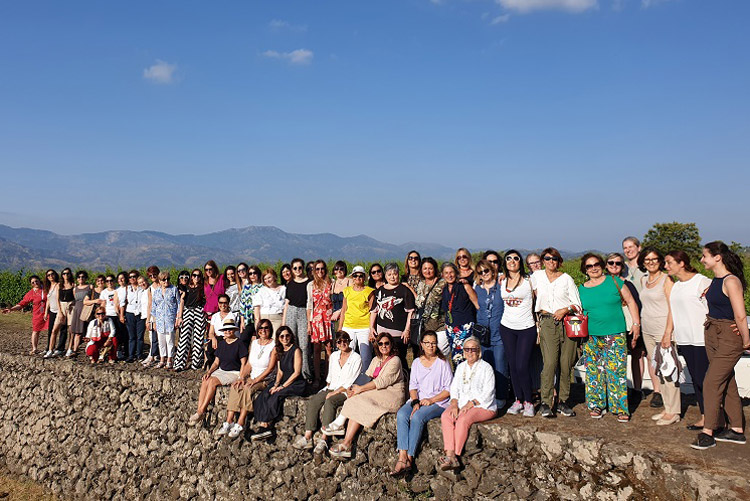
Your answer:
[253,346,306,422]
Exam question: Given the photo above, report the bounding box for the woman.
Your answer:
[370,263,416,369]
[578,253,640,422]
[414,257,446,355]
[330,261,351,332]
[326,332,406,459]
[84,307,117,364]
[135,276,150,362]
[439,336,496,470]
[293,331,362,452]
[203,260,225,318]
[473,259,509,410]
[482,250,502,272]
[455,248,475,285]
[219,319,279,439]
[253,269,286,334]
[2,275,47,354]
[402,250,422,291]
[177,270,190,294]
[691,242,750,450]
[279,263,293,286]
[150,271,184,369]
[188,318,248,426]
[499,250,537,417]
[531,248,582,418]
[282,258,312,382]
[42,269,59,358]
[605,253,646,395]
[123,270,142,363]
[391,331,453,476]
[441,262,478,366]
[638,248,674,411]
[250,326,305,440]
[307,260,334,387]
[173,269,207,371]
[341,266,375,372]
[526,253,543,273]
[224,265,240,314]
[663,251,711,430]
[368,263,385,290]
[65,270,92,358]
[115,271,129,360]
[46,268,75,358]
[207,294,238,367]
[238,264,263,342]
[141,268,161,366]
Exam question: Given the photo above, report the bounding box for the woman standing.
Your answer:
[663,251,711,429]
[638,248,674,411]
[368,263,385,290]
[455,248,475,285]
[46,268,75,359]
[414,257,446,355]
[279,263,293,286]
[578,253,640,422]
[283,258,312,382]
[141,267,161,367]
[341,266,375,372]
[370,263,416,369]
[123,270,142,363]
[42,269,59,358]
[499,250,537,417]
[691,242,750,450]
[253,269,286,334]
[531,248,582,418]
[307,260,334,387]
[223,265,240,314]
[441,262,478,366]
[150,271,183,369]
[99,275,122,344]
[203,260,225,318]
[474,259,509,410]
[2,275,47,354]
[173,269,207,371]
[238,264,262,342]
[115,271,129,360]
[134,276,151,362]
[526,253,543,273]
[66,271,92,358]
[330,261,351,332]
[402,250,422,291]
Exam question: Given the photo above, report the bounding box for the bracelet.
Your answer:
[632,322,640,327]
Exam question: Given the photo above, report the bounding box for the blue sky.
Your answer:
[1,0,748,251]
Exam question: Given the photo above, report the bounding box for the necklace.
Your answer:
[646,272,662,286]
[462,361,478,385]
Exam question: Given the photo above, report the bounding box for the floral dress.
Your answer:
[239,283,262,326]
[310,284,333,343]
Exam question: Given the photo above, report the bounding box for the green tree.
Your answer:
[642,222,702,258]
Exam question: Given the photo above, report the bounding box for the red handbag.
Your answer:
[564,313,589,339]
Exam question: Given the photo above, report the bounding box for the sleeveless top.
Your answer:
[640,273,669,337]
[59,286,75,303]
[706,276,734,320]
[248,339,275,379]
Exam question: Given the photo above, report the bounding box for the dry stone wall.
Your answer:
[0,352,747,500]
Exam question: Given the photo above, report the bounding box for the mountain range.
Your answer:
[0,224,459,270]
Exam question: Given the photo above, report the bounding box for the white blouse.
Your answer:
[449,359,497,411]
[253,286,286,315]
[531,270,581,313]
[670,274,712,346]
[325,350,363,391]
[248,339,275,379]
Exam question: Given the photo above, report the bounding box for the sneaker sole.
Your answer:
[251,432,272,441]
[715,437,746,444]
[322,429,345,437]
[690,442,716,450]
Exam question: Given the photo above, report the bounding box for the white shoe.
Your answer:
[506,400,523,415]
[651,412,665,421]
[321,423,346,437]
[228,423,244,439]
[65,349,74,357]
[216,422,232,437]
[293,435,313,450]
[141,356,154,367]
[43,351,53,359]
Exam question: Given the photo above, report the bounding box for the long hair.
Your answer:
[275,326,298,358]
[454,247,474,271]
[502,249,528,278]
[60,267,74,288]
[402,250,421,281]
[223,265,237,285]
[374,331,397,358]
[704,241,747,291]
[189,268,205,302]
[666,250,697,274]
[203,260,219,281]
[368,263,383,289]
[312,259,331,290]
[279,263,292,286]
[44,269,59,294]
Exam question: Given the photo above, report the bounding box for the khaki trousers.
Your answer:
[539,316,578,407]
[703,317,744,431]
[227,380,268,413]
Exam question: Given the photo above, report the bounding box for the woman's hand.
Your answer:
[449,402,460,419]
[419,398,432,407]
[331,310,341,322]
[402,329,410,345]
[43,313,48,321]
[211,338,218,350]
[553,308,569,321]
[369,328,377,343]
[660,333,672,349]
[270,385,281,394]
[202,372,211,381]
[459,401,475,416]
[629,324,641,344]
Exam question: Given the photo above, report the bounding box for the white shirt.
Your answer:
[450,359,497,411]
[125,286,140,314]
[670,274,712,346]
[139,287,151,318]
[116,286,128,308]
[253,286,286,315]
[531,270,581,313]
[248,339,275,379]
[325,350,363,391]
[86,318,115,345]
[210,311,238,338]
[500,277,535,330]
[48,285,59,314]
[100,288,118,317]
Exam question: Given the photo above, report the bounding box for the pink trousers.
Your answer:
[440,407,495,455]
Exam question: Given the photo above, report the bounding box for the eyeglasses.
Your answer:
[336,338,350,345]
[292,266,303,271]
[378,341,391,347]
[464,347,480,353]
[479,269,491,276]
[543,256,559,262]
[258,326,271,331]
[352,273,365,279]
[527,261,541,266]
[421,341,437,346]
[506,256,520,262]
[77,275,86,279]
[607,260,623,266]
[457,255,469,260]
[218,301,229,305]
[408,256,419,261]
[585,263,602,270]
[643,258,659,264]
[371,269,383,275]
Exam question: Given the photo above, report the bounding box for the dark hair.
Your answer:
[217,293,230,304]
[335,330,351,343]
[117,271,128,281]
[279,263,292,285]
[419,257,439,279]
[275,326,297,358]
[190,269,205,301]
[178,270,189,278]
[291,257,305,267]
[541,247,563,265]
[374,331,397,358]
[60,268,75,287]
[502,249,528,278]
[306,262,314,280]
[128,269,140,279]
[637,247,665,272]
[147,265,160,277]
[96,274,106,282]
[418,330,445,360]
[482,250,501,260]
[257,318,274,338]
[76,270,89,281]
[403,250,421,280]
[44,269,59,294]
[666,250,696,274]
[333,261,348,275]
[368,263,383,289]
[223,265,237,284]
[704,241,747,291]
[29,275,41,286]
[203,260,219,278]
[580,253,606,276]
[246,265,262,284]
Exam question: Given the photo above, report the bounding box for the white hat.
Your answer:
[218,317,239,332]
[350,266,366,276]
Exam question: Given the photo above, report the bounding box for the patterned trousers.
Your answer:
[174,306,206,370]
[584,333,628,415]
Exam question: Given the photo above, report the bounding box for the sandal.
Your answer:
[390,459,411,477]
[438,455,459,471]
[617,413,630,423]
[329,443,352,458]
[589,407,605,419]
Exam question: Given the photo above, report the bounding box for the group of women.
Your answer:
[4,240,749,454]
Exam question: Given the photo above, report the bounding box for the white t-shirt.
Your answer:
[116,286,128,308]
[48,285,59,314]
[100,289,118,317]
[253,286,286,315]
[670,274,712,346]
[125,286,140,314]
[139,287,151,318]
[210,311,238,338]
[248,339,275,379]
[500,277,535,330]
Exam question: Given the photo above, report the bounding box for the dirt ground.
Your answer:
[2,312,749,481]
[0,468,56,501]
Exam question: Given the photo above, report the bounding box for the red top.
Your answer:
[18,288,48,332]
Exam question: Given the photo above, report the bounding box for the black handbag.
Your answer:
[471,323,491,346]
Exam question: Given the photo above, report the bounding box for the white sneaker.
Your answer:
[52,350,64,357]
[216,422,232,437]
[65,349,74,358]
[293,435,313,450]
[43,350,53,359]
[522,402,535,417]
[227,423,244,439]
[506,400,523,415]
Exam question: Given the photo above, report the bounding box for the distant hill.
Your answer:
[0,224,458,270]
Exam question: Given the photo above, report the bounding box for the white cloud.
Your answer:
[268,19,307,31]
[490,13,511,24]
[262,49,314,65]
[143,60,178,84]
[496,0,598,13]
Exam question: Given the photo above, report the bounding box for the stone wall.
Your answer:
[0,352,747,500]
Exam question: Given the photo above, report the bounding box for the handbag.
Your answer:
[563,313,589,339]
[471,323,491,346]
[79,288,97,322]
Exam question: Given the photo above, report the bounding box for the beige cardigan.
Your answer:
[340,355,406,428]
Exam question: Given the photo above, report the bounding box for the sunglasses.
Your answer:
[62,272,72,276]
[258,326,271,331]
[106,279,114,282]
[607,260,623,266]
[643,258,659,264]
[378,341,391,347]
[179,275,189,280]
[47,273,55,277]
[408,256,419,261]
[315,267,326,272]
[506,256,520,262]
[543,256,559,262]
[334,267,344,271]
[237,268,247,272]
[129,275,137,279]
[458,255,469,260]
[77,275,86,279]
[336,338,350,345]
[464,347,480,353]
[248,271,258,276]
[96,312,106,316]
[487,259,499,265]
[192,273,201,277]
[279,334,291,339]
[352,273,365,279]
[292,266,303,271]
[479,269,491,275]
[371,269,383,274]
[585,263,601,270]
[160,278,169,282]
[218,301,229,305]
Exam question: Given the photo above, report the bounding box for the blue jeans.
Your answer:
[482,337,509,403]
[126,312,146,360]
[396,401,444,457]
[149,328,159,357]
